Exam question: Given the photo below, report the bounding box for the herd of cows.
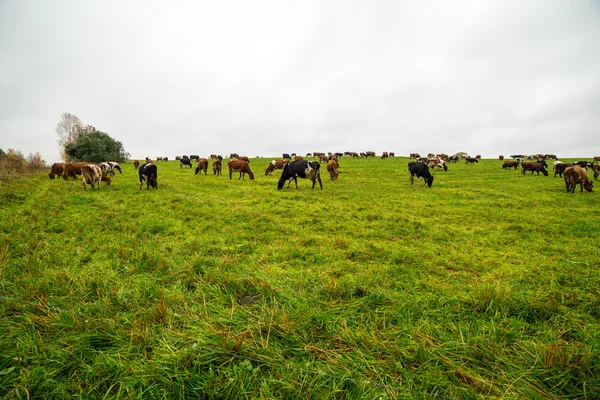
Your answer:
[46,151,599,193]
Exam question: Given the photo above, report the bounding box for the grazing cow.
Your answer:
[410,153,421,159]
[499,155,504,160]
[475,155,481,160]
[294,155,304,161]
[210,154,218,160]
[427,157,448,171]
[63,162,89,180]
[277,160,323,190]
[265,159,287,176]
[544,154,557,160]
[564,166,593,193]
[189,155,200,161]
[195,158,209,175]
[389,152,395,157]
[81,164,107,191]
[381,152,389,159]
[180,156,192,168]
[139,162,158,190]
[454,152,469,159]
[213,159,222,175]
[283,153,291,160]
[305,153,312,157]
[228,159,254,180]
[319,154,328,163]
[335,152,344,157]
[237,156,249,162]
[98,162,114,177]
[593,164,600,180]
[448,155,459,163]
[48,162,65,179]
[156,157,163,162]
[436,153,449,161]
[465,157,478,164]
[351,152,359,158]
[502,160,520,170]
[553,162,568,178]
[521,162,548,176]
[175,156,181,161]
[134,160,140,169]
[230,153,239,159]
[573,161,593,169]
[593,156,600,163]
[365,151,376,158]
[408,162,434,187]
[108,162,122,174]
[326,159,340,181]
[313,152,324,158]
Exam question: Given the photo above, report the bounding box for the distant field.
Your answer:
[0,156,598,399]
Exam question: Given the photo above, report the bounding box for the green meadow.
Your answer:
[0,156,598,399]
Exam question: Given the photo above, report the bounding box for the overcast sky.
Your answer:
[1,0,599,162]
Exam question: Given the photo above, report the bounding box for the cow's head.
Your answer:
[247,170,255,180]
[425,175,435,187]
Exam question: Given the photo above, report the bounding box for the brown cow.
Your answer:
[238,156,249,162]
[213,159,222,175]
[195,158,209,175]
[544,154,557,160]
[365,151,375,158]
[228,159,254,180]
[593,156,600,163]
[48,162,65,179]
[427,157,448,171]
[63,162,89,180]
[81,164,109,191]
[134,160,140,169]
[502,160,520,170]
[381,152,389,159]
[294,155,304,161]
[156,157,163,162]
[564,166,593,193]
[326,159,340,180]
[593,164,600,180]
[210,154,218,160]
[522,162,548,176]
[389,152,395,157]
[319,154,328,163]
[499,155,504,160]
[265,159,287,176]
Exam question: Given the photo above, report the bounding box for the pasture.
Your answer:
[0,156,598,399]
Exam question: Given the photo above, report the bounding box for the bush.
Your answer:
[0,149,26,177]
[64,129,129,163]
[26,152,47,170]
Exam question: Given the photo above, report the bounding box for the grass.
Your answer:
[0,156,598,399]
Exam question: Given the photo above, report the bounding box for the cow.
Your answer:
[305,153,312,157]
[134,160,140,169]
[195,158,209,175]
[98,162,114,176]
[564,166,593,193]
[408,162,434,187]
[313,152,324,158]
[156,157,163,162]
[175,156,182,161]
[521,162,548,176]
[81,164,107,191]
[108,162,122,174]
[351,152,359,158]
[210,154,218,160]
[365,151,376,158]
[265,159,287,176]
[335,152,344,157]
[48,162,65,179]
[230,153,239,159]
[502,160,520,170]
[475,155,481,160]
[410,153,421,159]
[448,155,459,163]
[238,156,249,162]
[454,152,469,159]
[593,164,600,180]
[427,153,436,158]
[180,156,192,168]
[319,154,328,163]
[189,155,200,161]
[436,154,449,161]
[427,157,448,171]
[326,159,340,181]
[465,157,478,164]
[510,154,526,159]
[499,155,504,160]
[544,154,557,160]
[277,160,323,190]
[139,162,158,190]
[381,152,389,159]
[283,153,291,160]
[294,155,304,161]
[553,162,568,178]
[389,152,395,157]
[573,161,593,169]
[213,159,222,175]
[593,156,600,163]
[228,159,254,180]
[63,162,89,180]
[163,157,169,161]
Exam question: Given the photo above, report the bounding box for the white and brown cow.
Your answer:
[82,164,108,191]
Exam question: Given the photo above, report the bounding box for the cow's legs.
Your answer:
[316,174,323,189]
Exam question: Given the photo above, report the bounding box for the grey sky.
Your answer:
[1,0,599,162]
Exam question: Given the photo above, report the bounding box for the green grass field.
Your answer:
[0,156,598,399]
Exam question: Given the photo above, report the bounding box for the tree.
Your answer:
[0,148,5,160]
[56,113,83,161]
[64,130,129,163]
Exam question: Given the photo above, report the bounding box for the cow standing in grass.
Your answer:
[228,159,254,180]
[49,163,65,179]
[213,159,222,175]
[327,159,340,181]
[82,164,108,191]
[408,162,434,187]
[195,158,209,175]
[139,163,158,190]
[277,160,322,190]
[265,159,287,176]
[564,166,593,193]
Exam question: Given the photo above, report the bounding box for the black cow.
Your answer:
[189,155,200,161]
[573,161,593,169]
[465,157,478,164]
[139,163,158,190]
[334,152,344,157]
[282,153,291,160]
[277,160,323,190]
[408,162,434,187]
[180,156,192,168]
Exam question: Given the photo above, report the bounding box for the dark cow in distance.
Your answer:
[553,162,568,178]
[139,163,158,190]
[230,153,239,159]
[49,162,65,179]
[502,160,520,170]
[564,166,593,193]
[189,155,200,161]
[365,151,375,158]
[521,162,548,176]
[410,153,420,159]
[228,159,254,180]
[180,156,192,168]
[277,160,323,190]
[133,160,140,169]
[408,162,434,187]
[265,159,287,176]
[195,158,209,175]
[499,155,504,160]
[282,153,291,160]
[465,157,478,164]
[213,159,222,175]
